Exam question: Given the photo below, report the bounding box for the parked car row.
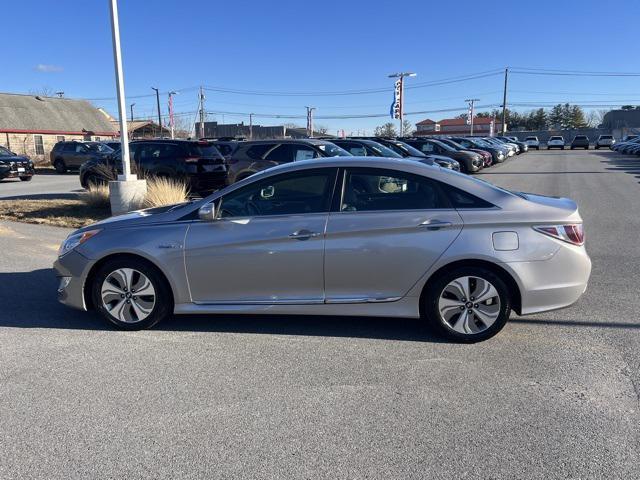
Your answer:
[523,134,618,150]
[68,133,530,195]
[610,134,640,155]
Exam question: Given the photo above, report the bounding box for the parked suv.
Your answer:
[595,135,615,149]
[79,139,227,194]
[524,136,540,150]
[226,139,350,184]
[50,141,114,173]
[547,136,565,150]
[570,135,590,150]
[0,146,35,182]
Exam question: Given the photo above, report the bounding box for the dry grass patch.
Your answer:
[0,198,109,229]
[143,177,190,208]
[81,183,111,209]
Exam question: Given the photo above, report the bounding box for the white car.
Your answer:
[595,135,615,149]
[547,136,565,150]
[524,136,540,150]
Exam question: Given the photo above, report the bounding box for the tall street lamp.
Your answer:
[388,72,416,136]
[108,0,146,215]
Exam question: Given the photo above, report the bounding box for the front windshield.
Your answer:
[317,143,351,157]
[366,141,402,158]
[386,141,425,158]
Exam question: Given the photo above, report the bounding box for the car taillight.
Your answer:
[184,157,200,163]
[533,224,584,246]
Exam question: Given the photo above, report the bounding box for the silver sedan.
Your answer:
[54,157,591,342]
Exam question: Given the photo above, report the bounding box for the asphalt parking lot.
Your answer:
[1,150,639,479]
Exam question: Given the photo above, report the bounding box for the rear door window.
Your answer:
[246,144,277,160]
[341,168,450,212]
[187,143,222,158]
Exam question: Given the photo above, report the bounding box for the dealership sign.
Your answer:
[390,78,403,119]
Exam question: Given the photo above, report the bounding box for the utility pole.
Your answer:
[465,98,480,135]
[501,67,509,135]
[198,86,205,138]
[388,72,416,137]
[306,106,316,137]
[151,87,162,137]
[129,102,135,122]
[249,113,253,140]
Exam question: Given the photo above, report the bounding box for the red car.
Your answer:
[437,138,493,167]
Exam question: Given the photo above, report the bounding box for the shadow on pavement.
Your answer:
[0,268,446,342]
[510,317,640,329]
[597,151,640,178]
[1,192,82,200]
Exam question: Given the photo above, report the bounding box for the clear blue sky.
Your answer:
[4,0,640,134]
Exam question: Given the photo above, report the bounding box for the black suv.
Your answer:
[226,139,350,184]
[50,141,114,173]
[79,139,227,194]
[0,146,35,182]
[570,135,590,150]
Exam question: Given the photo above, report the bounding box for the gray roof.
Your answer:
[0,93,117,134]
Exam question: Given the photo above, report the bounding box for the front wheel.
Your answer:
[423,267,511,343]
[53,159,67,174]
[91,258,173,330]
[19,176,33,181]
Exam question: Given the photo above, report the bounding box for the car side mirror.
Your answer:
[198,201,218,222]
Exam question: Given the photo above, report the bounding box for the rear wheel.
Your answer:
[91,258,172,330]
[423,267,511,343]
[19,176,33,182]
[53,159,67,174]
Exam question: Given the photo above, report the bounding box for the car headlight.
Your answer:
[58,229,101,257]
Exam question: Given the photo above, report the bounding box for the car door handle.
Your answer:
[418,219,454,230]
[288,229,321,240]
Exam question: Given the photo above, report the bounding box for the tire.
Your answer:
[91,257,173,330]
[561,146,565,150]
[53,159,67,174]
[595,146,599,150]
[423,266,511,343]
[19,176,33,182]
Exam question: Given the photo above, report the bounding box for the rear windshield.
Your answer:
[600,135,613,139]
[574,136,588,139]
[187,143,222,158]
[525,137,537,140]
[550,136,563,140]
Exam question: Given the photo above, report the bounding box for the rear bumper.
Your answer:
[506,243,591,315]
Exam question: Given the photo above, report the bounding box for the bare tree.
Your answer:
[316,124,329,135]
[401,120,414,137]
[586,109,609,128]
[374,122,398,137]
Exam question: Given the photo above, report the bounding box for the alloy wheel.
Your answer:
[437,276,501,335]
[100,268,156,323]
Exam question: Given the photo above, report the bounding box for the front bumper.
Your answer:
[53,250,94,311]
[507,243,592,315]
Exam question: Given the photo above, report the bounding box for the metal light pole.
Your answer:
[168,91,178,139]
[108,0,146,215]
[249,113,253,140]
[388,72,416,136]
[129,102,135,122]
[151,87,162,137]
[109,0,132,180]
[501,68,509,135]
[466,98,480,135]
[306,106,316,137]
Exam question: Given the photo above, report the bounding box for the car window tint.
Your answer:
[439,183,495,209]
[75,144,87,153]
[341,168,449,212]
[220,169,336,218]
[246,144,275,160]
